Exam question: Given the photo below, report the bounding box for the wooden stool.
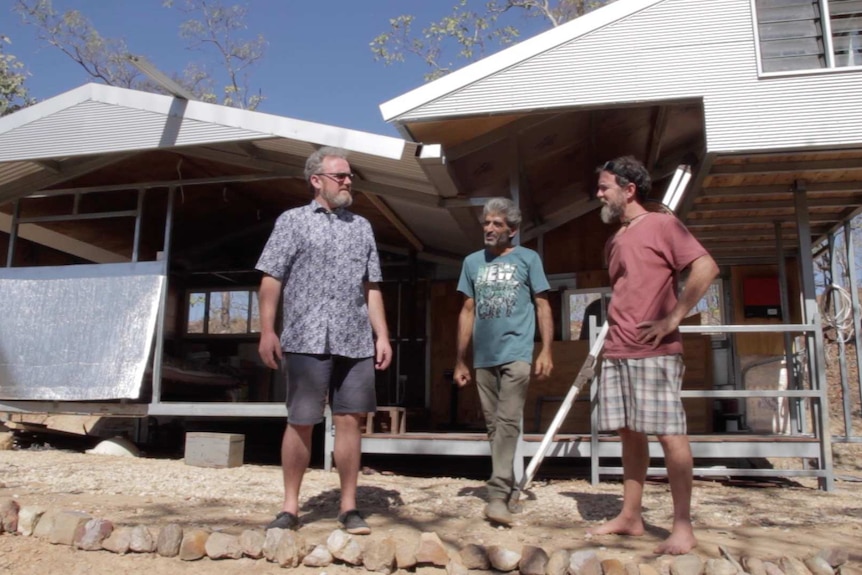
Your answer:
[365,406,407,434]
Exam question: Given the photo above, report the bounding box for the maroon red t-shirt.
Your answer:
[603,212,708,359]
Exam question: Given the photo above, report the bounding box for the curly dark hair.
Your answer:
[596,155,652,201]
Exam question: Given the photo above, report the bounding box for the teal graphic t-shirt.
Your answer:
[457,246,550,368]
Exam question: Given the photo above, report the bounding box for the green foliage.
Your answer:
[371,0,615,82]
[0,35,35,116]
[14,0,266,110]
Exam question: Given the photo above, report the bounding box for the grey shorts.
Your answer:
[597,354,687,435]
[283,353,376,425]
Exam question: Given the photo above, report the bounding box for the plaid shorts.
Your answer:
[597,354,687,435]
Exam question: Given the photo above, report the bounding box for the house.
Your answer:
[2,0,861,489]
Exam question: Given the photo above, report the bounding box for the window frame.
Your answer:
[184,287,261,338]
[752,0,862,77]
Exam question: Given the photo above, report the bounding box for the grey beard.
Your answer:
[601,203,622,224]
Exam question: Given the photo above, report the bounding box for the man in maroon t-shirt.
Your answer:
[588,156,718,555]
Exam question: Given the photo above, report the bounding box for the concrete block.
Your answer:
[184,432,244,468]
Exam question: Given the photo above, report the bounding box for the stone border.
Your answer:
[0,498,855,574]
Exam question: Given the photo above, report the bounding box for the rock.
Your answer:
[239,529,265,559]
[837,567,861,575]
[707,559,740,575]
[779,557,813,575]
[395,534,419,569]
[488,545,521,572]
[156,523,183,557]
[416,532,450,566]
[85,436,140,457]
[0,498,20,533]
[818,549,849,569]
[743,558,767,575]
[547,550,571,575]
[327,529,363,565]
[569,550,602,575]
[460,543,491,570]
[719,546,745,574]
[48,510,91,546]
[303,544,334,567]
[626,563,641,575]
[763,561,786,575]
[129,525,156,553]
[671,554,705,575]
[102,526,133,554]
[0,432,13,451]
[31,509,59,540]
[447,559,471,575]
[205,531,243,560]
[179,528,210,561]
[641,565,663,575]
[804,555,836,575]
[364,535,397,573]
[73,518,113,551]
[263,528,306,567]
[602,559,627,575]
[16,506,45,537]
[520,545,549,575]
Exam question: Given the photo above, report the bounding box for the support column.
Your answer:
[793,180,834,491]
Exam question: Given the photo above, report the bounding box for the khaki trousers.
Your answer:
[476,361,531,500]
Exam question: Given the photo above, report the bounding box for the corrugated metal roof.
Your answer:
[385,0,862,155]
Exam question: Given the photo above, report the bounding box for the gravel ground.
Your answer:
[1,446,862,575]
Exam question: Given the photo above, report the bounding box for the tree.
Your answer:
[371,0,616,82]
[14,0,266,110]
[0,35,35,116]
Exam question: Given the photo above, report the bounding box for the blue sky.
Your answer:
[4,1,548,137]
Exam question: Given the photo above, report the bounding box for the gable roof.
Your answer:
[380,0,663,126]
[0,83,476,262]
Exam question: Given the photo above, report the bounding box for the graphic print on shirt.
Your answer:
[475,263,520,320]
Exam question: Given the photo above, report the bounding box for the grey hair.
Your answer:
[304,146,349,182]
[483,197,522,229]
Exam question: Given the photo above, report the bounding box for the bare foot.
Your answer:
[588,514,645,537]
[654,523,697,555]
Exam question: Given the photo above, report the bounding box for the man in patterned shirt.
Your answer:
[454,197,554,526]
[256,146,392,535]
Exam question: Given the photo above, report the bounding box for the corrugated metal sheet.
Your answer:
[385,196,473,255]
[0,262,163,400]
[0,100,266,162]
[397,0,862,154]
[0,162,42,188]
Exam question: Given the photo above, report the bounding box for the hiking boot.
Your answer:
[266,511,300,530]
[484,498,513,525]
[338,509,371,535]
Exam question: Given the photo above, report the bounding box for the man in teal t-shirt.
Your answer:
[454,197,554,526]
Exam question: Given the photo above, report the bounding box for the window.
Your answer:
[563,280,725,341]
[755,0,862,73]
[186,289,260,336]
[563,288,611,341]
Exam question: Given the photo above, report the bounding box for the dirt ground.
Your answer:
[1,444,862,575]
[2,342,862,574]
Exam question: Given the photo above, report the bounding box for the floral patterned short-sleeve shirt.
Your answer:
[256,200,382,358]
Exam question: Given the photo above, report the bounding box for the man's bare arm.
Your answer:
[258,275,283,369]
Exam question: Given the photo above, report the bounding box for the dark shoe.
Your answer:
[266,511,300,530]
[337,509,371,535]
[484,498,513,525]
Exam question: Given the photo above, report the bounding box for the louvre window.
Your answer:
[755,0,862,73]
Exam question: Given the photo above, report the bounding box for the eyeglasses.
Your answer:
[316,172,355,183]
